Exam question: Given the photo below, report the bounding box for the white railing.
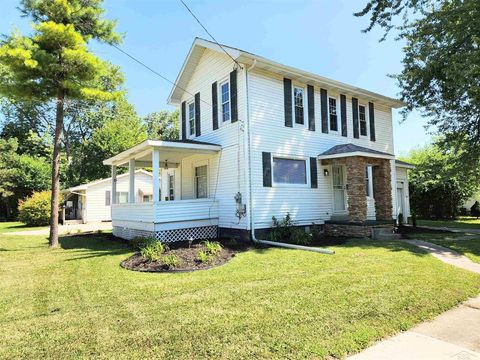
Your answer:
[111,202,155,222]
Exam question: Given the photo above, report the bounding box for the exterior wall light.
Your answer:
[324,169,330,177]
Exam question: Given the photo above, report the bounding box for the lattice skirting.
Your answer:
[113,225,218,243]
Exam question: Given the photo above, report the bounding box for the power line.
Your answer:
[179,0,243,70]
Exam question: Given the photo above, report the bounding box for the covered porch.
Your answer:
[103,140,222,242]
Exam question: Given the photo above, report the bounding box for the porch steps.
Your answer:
[372,227,402,241]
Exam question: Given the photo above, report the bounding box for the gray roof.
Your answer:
[319,144,394,157]
[395,159,415,168]
[153,139,220,146]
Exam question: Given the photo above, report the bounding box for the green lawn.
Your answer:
[427,237,480,264]
[1,232,479,359]
[415,217,480,229]
[0,221,46,233]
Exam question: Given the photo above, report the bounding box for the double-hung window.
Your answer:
[273,157,307,185]
[188,101,195,136]
[195,165,208,199]
[329,97,338,131]
[117,192,128,204]
[359,104,367,136]
[220,81,230,122]
[293,87,305,125]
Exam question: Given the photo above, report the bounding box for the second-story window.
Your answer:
[329,97,338,131]
[359,104,367,136]
[220,81,230,122]
[188,100,195,136]
[293,87,304,125]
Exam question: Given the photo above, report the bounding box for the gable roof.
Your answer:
[65,169,152,193]
[395,159,416,169]
[168,38,405,108]
[318,144,395,160]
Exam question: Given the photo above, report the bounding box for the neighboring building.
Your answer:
[62,170,153,224]
[463,192,480,213]
[103,38,413,242]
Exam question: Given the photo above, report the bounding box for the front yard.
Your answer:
[415,216,480,229]
[1,227,480,359]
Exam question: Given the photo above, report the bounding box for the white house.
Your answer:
[103,38,413,242]
[62,170,153,224]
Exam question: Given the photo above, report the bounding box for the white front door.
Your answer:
[396,186,405,220]
[332,165,346,212]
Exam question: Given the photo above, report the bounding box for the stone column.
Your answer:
[373,159,393,221]
[345,157,367,222]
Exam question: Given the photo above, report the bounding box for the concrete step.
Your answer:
[372,227,401,240]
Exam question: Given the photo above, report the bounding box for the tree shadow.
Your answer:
[60,233,132,260]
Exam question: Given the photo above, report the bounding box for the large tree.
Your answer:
[355,0,480,158]
[0,0,121,247]
[144,110,179,141]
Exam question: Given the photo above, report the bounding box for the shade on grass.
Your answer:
[428,237,480,264]
[0,222,47,233]
[416,217,480,229]
[1,231,479,359]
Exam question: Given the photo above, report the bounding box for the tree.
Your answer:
[0,0,121,247]
[355,0,480,158]
[144,110,179,141]
[0,139,19,220]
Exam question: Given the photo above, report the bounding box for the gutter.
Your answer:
[243,61,334,255]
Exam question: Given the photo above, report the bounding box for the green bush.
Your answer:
[18,190,59,226]
[267,213,312,245]
[140,240,165,262]
[203,240,222,255]
[162,254,179,269]
[197,250,210,263]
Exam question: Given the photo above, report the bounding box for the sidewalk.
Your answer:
[348,239,480,360]
[8,222,112,236]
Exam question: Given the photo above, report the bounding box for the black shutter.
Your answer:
[320,88,328,133]
[352,97,359,139]
[212,82,218,130]
[283,78,293,127]
[369,102,376,141]
[230,70,238,123]
[194,92,201,137]
[307,85,315,131]
[310,157,318,188]
[181,101,186,139]
[340,94,347,137]
[262,152,272,187]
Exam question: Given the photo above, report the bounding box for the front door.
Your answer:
[396,186,405,220]
[332,165,346,212]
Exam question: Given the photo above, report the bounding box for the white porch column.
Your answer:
[129,159,135,203]
[152,148,160,202]
[111,165,117,204]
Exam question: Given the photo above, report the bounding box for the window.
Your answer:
[293,87,305,124]
[169,174,175,200]
[195,165,208,198]
[359,104,367,136]
[188,101,195,136]
[329,97,338,131]
[220,81,230,122]
[273,157,307,184]
[116,192,128,204]
[365,166,373,197]
[142,195,152,202]
[105,191,111,206]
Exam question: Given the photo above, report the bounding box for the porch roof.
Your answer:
[102,139,222,167]
[318,144,395,160]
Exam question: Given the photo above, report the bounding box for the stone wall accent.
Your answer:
[372,160,393,220]
[324,223,373,238]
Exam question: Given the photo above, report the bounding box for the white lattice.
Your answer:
[155,226,218,243]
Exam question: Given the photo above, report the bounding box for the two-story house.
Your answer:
[103,38,413,242]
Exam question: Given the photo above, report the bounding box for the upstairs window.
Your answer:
[188,101,195,136]
[329,97,338,131]
[220,81,230,122]
[359,104,367,136]
[273,157,307,185]
[293,87,305,124]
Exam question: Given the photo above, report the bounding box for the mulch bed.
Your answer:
[121,240,252,273]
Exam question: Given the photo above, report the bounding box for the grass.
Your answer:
[415,217,480,229]
[1,232,479,359]
[0,221,47,234]
[426,237,480,265]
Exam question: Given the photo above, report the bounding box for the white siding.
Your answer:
[395,166,411,218]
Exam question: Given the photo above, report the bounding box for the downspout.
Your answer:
[244,60,334,255]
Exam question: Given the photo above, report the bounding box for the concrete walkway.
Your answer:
[8,222,112,236]
[349,238,480,360]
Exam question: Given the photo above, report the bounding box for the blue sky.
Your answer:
[1,0,434,155]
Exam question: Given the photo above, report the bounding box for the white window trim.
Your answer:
[328,95,340,133]
[218,78,231,125]
[366,165,374,198]
[193,160,209,199]
[187,99,195,138]
[358,103,369,138]
[271,154,310,188]
[292,84,307,128]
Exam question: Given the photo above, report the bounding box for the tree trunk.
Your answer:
[49,90,64,248]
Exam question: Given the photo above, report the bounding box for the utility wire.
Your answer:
[179,0,243,70]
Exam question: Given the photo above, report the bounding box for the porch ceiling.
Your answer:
[103,140,222,167]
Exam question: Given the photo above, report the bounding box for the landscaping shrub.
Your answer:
[18,190,59,226]
[268,213,312,245]
[162,254,179,269]
[203,240,222,255]
[140,240,166,262]
[197,250,210,263]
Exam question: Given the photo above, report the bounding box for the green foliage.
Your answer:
[203,240,222,256]
[197,250,211,263]
[143,110,179,141]
[471,202,480,219]
[162,254,179,269]
[18,190,59,226]
[140,240,166,262]
[356,0,480,159]
[268,213,312,245]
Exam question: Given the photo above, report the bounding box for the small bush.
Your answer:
[197,250,211,263]
[291,227,312,245]
[18,190,60,226]
[267,213,312,245]
[140,240,166,262]
[131,237,156,250]
[162,254,179,269]
[203,240,222,255]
